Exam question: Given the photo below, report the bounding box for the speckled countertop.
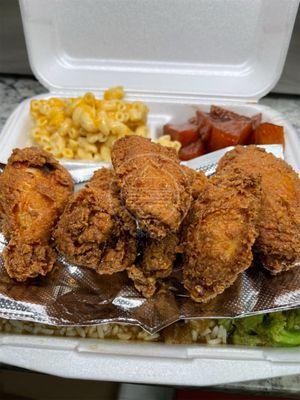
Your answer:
[0,74,300,396]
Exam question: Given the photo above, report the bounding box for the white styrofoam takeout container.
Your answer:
[0,0,300,386]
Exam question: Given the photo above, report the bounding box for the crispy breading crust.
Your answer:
[111,136,194,238]
[128,232,179,298]
[141,233,179,278]
[0,147,73,281]
[217,146,300,274]
[128,171,208,298]
[183,169,261,302]
[127,265,157,298]
[179,171,209,253]
[54,168,136,274]
[190,170,209,200]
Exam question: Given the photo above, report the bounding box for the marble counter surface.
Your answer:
[0,74,300,396]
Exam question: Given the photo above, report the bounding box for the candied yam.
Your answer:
[245,114,262,144]
[251,113,262,130]
[208,120,252,152]
[210,105,247,122]
[196,110,213,143]
[188,116,197,124]
[245,130,255,145]
[196,107,261,147]
[179,139,205,161]
[254,122,284,145]
[163,123,199,146]
[166,106,265,158]
[210,105,261,130]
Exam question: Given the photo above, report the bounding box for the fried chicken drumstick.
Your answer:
[217,145,300,274]
[54,168,136,274]
[111,136,194,238]
[0,147,73,281]
[183,170,261,302]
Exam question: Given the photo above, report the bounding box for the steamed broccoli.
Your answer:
[230,310,300,346]
[267,311,300,346]
[231,314,270,346]
[286,309,300,330]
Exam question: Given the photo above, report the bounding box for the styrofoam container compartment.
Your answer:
[0,0,300,386]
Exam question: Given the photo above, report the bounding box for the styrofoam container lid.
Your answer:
[20,0,299,101]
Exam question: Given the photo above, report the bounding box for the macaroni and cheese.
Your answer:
[30,87,180,161]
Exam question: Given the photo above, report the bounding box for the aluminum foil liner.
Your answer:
[0,144,299,335]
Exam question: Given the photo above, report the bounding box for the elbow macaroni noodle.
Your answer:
[30,87,180,161]
[154,135,181,152]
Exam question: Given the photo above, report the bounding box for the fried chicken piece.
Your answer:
[141,232,179,278]
[190,170,209,200]
[128,232,179,298]
[129,171,208,298]
[127,265,157,298]
[183,170,261,302]
[0,147,73,281]
[179,170,209,250]
[217,146,300,274]
[54,168,136,274]
[111,136,194,238]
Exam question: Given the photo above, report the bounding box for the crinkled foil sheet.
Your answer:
[0,144,299,334]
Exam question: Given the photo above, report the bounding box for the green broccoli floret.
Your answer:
[232,330,266,346]
[286,309,300,330]
[267,311,300,346]
[231,315,270,346]
[236,314,264,332]
[231,311,300,347]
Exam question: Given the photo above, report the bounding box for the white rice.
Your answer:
[207,338,222,345]
[201,328,211,336]
[0,318,227,344]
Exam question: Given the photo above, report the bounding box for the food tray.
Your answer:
[1,335,300,385]
[1,98,300,385]
[0,0,299,386]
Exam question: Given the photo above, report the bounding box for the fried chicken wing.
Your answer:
[190,169,209,200]
[183,170,261,302]
[217,146,300,274]
[111,136,194,238]
[141,233,179,278]
[128,232,179,298]
[127,265,156,298]
[0,147,73,281]
[179,170,209,242]
[126,166,207,298]
[54,168,136,274]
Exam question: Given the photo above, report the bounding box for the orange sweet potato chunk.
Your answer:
[254,123,284,145]
[179,139,205,161]
[208,120,253,152]
[164,123,199,147]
